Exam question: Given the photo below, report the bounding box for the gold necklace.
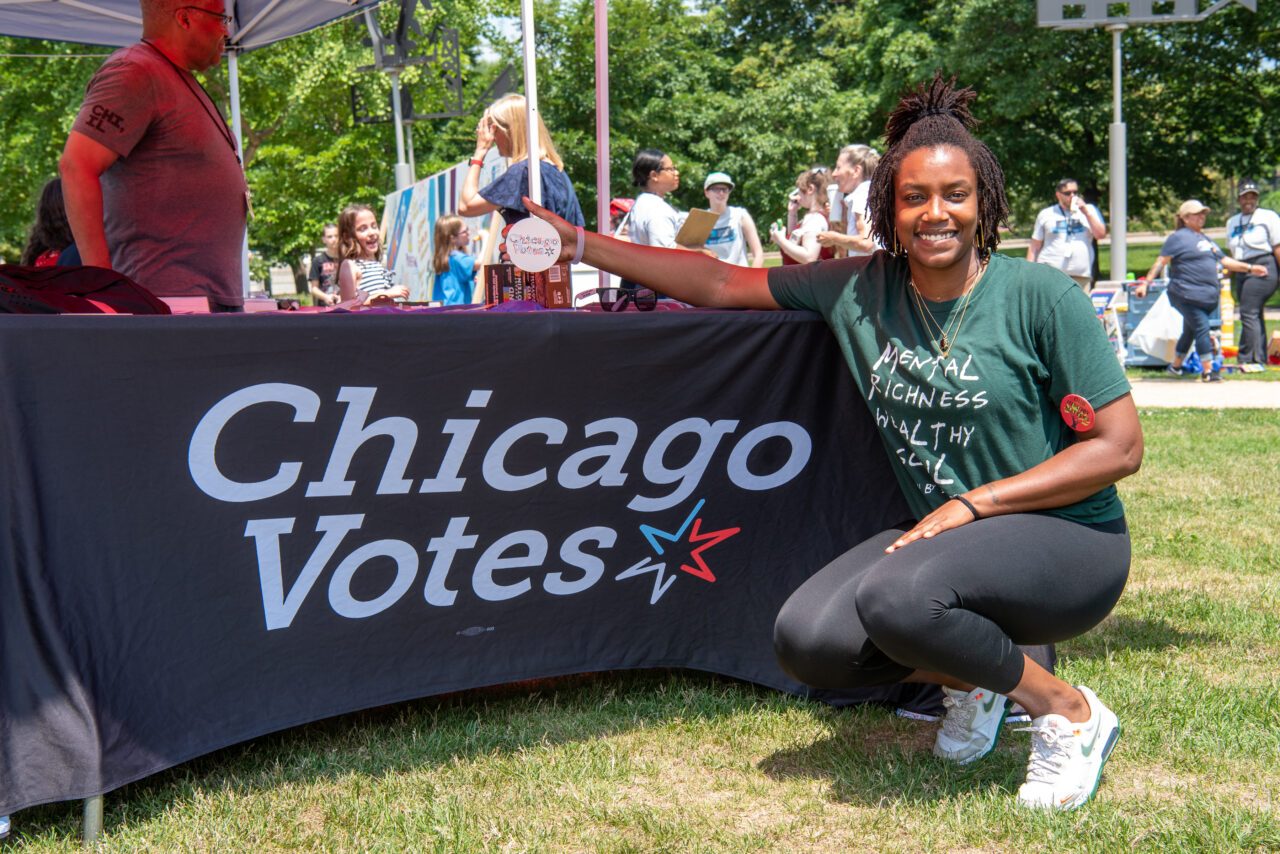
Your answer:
[907,263,987,357]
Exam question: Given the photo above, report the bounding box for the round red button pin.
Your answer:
[1060,394,1095,432]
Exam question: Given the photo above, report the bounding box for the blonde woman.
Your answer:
[819,144,881,257]
[459,94,585,228]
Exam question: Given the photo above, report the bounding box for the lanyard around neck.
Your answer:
[140,40,240,165]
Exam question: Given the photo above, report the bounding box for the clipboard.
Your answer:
[675,208,720,248]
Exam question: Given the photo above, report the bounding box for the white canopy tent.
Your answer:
[0,0,386,295]
[0,0,382,51]
[1,0,617,293]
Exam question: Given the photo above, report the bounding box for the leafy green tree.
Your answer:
[3,0,1276,268]
[0,40,102,260]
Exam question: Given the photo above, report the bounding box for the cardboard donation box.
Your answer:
[484,262,572,308]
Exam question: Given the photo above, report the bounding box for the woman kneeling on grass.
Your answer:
[526,73,1142,811]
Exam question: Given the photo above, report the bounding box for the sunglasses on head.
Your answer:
[574,286,658,311]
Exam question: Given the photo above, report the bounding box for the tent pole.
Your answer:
[389,69,411,191]
[519,0,541,205]
[406,122,416,184]
[227,47,251,298]
[594,0,609,289]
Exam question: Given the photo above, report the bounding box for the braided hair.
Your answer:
[867,73,1009,262]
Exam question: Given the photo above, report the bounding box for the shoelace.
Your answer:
[940,693,978,740]
[1015,724,1075,783]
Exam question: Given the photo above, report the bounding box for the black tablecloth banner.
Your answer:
[1,310,927,814]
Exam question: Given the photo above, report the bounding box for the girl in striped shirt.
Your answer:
[337,204,409,304]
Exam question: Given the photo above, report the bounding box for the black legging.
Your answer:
[774,514,1130,695]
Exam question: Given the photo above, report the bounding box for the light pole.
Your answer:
[1037,0,1258,282]
[1106,23,1127,280]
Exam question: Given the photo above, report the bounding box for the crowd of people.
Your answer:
[301,111,885,306]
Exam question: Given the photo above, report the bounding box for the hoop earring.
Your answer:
[976,223,986,251]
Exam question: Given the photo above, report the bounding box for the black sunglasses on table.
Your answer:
[574,286,658,312]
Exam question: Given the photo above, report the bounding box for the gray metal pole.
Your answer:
[83,795,103,843]
[519,0,543,205]
[405,122,416,185]
[1107,24,1127,281]
[594,0,610,290]
[227,49,251,299]
[389,70,412,191]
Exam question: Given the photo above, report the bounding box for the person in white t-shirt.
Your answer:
[1027,178,1107,291]
[702,171,764,267]
[818,144,880,257]
[1226,179,1280,369]
[770,168,831,265]
[628,148,684,248]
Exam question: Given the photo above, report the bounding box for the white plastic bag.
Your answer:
[1129,290,1183,364]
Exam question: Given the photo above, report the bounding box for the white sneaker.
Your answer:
[0,814,9,838]
[1016,685,1120,811]
[933,686,1010,764]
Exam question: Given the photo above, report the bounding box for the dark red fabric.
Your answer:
[0,264,171,314]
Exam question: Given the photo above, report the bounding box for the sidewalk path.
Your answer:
[1129,377,1280,408]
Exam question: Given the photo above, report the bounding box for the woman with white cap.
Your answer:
[702,171,764,267]
[1138,200,1268,381]
[1226,180,1280,371]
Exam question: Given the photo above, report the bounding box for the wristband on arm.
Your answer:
[954,495,981,520]
[571,226,585,265]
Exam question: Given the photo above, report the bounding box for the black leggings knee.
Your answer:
[773,514,1129,695]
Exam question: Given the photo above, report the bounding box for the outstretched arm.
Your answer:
[526,196,778,309]
[887,393,1143,552]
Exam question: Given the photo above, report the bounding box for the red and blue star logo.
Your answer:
[616,498,740,604]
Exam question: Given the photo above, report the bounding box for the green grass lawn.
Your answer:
[9,411,1280,852]
[996,244,1162,281]
[1128,366,1280,382]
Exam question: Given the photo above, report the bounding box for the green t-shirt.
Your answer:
[768,252,1130,524]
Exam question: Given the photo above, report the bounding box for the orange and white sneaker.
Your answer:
[933,686,1010,764]
[1016,685,1121,811]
